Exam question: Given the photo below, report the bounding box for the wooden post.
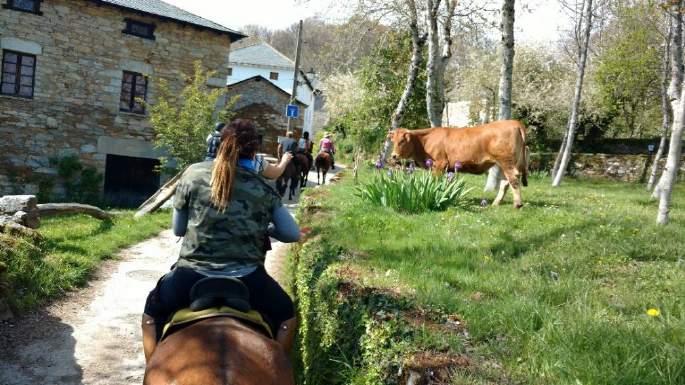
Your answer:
[287,20,304,134]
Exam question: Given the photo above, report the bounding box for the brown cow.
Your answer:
[389,120,528,208]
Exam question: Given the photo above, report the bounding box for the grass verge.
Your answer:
[0,210,170,312]
[292,169,685,385]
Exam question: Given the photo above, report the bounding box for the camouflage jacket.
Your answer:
[173,161,282,272]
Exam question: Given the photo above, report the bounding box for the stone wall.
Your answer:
[0,0,232,197]
[529,153,685,182]
[226,77,306,156]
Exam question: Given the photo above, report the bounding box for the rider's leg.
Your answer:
[142,314,157,364]
[330,152,335,169]
[277,317,298,353]
[240,266,296,352]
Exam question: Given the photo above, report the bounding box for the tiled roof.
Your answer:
[229,42,295,69]
[90,0,246,41]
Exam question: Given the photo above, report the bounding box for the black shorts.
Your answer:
[144,265,293,338]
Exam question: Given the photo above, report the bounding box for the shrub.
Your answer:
[355,169,471,213]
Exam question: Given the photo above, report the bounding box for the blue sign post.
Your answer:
[286,104,299,118]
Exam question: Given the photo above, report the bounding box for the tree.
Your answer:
[593,3,662,139]
[653,0,683,199]
[648,7,674,190]
[552,0,595,186]
[485,0,515,192]
[148,62,237,171]
[425,0,459,127]
[656,0,685,225]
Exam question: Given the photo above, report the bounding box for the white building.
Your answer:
[227,41,323,136]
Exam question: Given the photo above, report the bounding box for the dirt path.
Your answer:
[0,166,341,385]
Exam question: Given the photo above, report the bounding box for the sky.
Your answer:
[162,0,568,45]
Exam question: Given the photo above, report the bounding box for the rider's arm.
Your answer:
[172,207,188,237]
[261,153,293,180]
[268,205,300,242]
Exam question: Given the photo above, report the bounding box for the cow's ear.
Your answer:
[402,132,411,142]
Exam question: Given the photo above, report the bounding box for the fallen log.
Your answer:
[37,203,113,220]
[134,167,187,218]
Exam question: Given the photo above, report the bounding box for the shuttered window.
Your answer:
[1,50,36,98]
[119,71,147,114]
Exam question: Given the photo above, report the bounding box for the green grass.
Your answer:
[0,210,170,311]
[297,169,685,385]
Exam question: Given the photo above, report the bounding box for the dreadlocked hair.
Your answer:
[210,119,260,211]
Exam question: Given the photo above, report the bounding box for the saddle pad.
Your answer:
[161,306,273,340]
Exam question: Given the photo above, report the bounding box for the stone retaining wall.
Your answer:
[529,153,685,182]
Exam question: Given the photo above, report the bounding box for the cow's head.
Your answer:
[389,129,414,161]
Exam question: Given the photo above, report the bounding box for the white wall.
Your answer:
[228,64,316,135]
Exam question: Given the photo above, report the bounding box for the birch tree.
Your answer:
[552,0,594,186]
[425,0,458,127]
[379,0,429,163]
[657,70,685,224]
[647,11,674,190]
[653,0,683,198]
[485,0,515,191]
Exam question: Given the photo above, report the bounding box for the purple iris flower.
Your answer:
[454,161,463,172]
[425,159,434,168]
[375,159,384,169]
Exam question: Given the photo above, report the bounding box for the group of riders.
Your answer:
[141,119,336,367]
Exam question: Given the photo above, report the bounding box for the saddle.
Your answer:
[161,277,273,340]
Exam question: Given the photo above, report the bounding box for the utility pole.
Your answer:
[287,19,303,134]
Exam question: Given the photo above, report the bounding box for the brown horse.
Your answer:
[315,152,332,185]
[296,153,310,188]
[143,317,294,385]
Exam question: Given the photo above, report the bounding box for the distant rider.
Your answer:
[319,132,336,170]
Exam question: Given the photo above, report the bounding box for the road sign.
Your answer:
[286,104,299,118]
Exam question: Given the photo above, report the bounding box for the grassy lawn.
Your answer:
[0,210,170,312]
[296,169,685,385]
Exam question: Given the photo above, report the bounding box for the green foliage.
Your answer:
[325,30,429,155]
[48,155,103,205]
[148,62,238,171]
[0,210,170,312]
[592,3,662,138]
[356,169,472,213]
[294,169,685,385]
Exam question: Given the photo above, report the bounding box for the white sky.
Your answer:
[162,0,567,45]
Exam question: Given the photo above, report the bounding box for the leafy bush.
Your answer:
[355,169,471,213]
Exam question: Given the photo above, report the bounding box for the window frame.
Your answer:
[269,72,279,80]
[227,67,233,76]
[1,49,36,99]
[119,70,148,114]
[2,0,42,14]
[122,18,156,40]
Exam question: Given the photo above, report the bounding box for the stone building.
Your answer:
[226,75,307,157]
[0,0,244,205]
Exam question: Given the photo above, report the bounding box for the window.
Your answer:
[1,50,36,98]
[3,0,41,14]
[269,72,279,80]
[227,67,233,76]
[119,71,147,114]
[122,18,156,40]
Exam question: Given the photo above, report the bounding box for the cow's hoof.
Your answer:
[515,203,523,209]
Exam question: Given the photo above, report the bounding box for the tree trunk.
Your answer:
[381,0,426,164]
[552,0,593,187]
[425,0,457,128]
[647,15,673,191]
[485,0,515,191]
[653,0,683,198]
[657,83,685,225]
[37,203,113,220]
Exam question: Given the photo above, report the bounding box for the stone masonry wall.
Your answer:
[0,0,232,196]
[529,153,685,182]
[226,77,306,157]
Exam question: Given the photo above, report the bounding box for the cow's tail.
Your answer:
[517,123,529,187]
